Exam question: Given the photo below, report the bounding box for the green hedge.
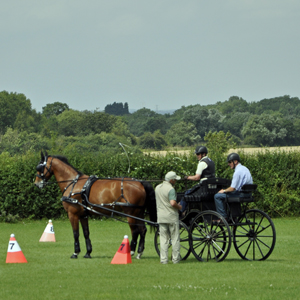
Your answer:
[1,149,300,220]
[241,150,300,217]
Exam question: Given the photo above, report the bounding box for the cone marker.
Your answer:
[6,234,27,263]
[39,219,56,242]
[111,235,132,264]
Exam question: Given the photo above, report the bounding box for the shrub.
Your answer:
[1,147,300,220]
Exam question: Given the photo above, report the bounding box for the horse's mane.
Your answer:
[51,155,83,176]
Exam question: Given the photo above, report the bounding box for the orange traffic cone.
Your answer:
[6,234,27,263]
[39,220,56,242]
[111,235,132,264]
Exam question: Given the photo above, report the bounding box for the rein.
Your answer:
[40,174,163,187]
[62,194,157,227]
[42,176,164,187]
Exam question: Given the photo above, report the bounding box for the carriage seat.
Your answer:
[183,194,202,202]
[226,184,257,203]
[181,177,231,203]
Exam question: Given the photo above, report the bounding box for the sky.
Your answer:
[1,0,300,113]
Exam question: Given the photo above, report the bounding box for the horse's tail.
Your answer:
[141,181,157,226]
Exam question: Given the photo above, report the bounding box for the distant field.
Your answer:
[146,146,300,156]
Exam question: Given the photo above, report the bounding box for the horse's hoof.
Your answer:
[70,253,78,259]
[84,253,92,258]
[136,252,143,259]
[130,251,135,256]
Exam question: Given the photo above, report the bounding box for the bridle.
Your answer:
[35,155,82,190]
[36,156,54,181]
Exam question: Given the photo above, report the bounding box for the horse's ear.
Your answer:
[41,150,44,161]
[45,150,48,157]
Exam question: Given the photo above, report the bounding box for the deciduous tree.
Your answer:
[242,114,287,146]
[42,102,69,118]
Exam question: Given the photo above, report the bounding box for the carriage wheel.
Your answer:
[154,221,191,261]
[189,210,231,262]
[233,209,276,261]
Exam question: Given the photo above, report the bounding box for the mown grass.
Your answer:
[0,218,299,300]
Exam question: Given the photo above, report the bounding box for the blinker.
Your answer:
[36,163,45,173]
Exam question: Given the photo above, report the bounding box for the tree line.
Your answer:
[1,90,300,154]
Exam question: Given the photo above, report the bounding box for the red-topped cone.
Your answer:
[111,235,132,264]
[6,234,27,263]
[39,220,56,242]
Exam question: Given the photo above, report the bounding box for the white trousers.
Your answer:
[159,221,180,264]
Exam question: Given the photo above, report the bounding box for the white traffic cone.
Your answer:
[39,220,56,242]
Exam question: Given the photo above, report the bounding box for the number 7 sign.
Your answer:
[6,234,28,263]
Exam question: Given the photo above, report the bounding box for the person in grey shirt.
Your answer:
[155,171,182,264]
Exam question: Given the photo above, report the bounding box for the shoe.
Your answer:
[160,261,168,264]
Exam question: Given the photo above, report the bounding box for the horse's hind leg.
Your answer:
[80,216,92,258]
[128,218,147,259]
[136,223,147,259]
[129,225,139,256]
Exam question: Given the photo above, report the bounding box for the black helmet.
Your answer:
[227,153,240,163]
[195,146,208,155]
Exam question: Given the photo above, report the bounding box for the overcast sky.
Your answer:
[1,1,299,112]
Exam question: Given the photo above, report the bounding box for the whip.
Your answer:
[119,142,131,173]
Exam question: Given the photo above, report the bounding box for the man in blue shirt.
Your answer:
[214,153,253,219]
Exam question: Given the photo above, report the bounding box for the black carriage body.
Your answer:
[178,178,260,220]
[178,178,230,222]
[171,177,276,262]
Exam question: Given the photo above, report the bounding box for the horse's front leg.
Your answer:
[80,216,92,258]
[69,214,81,259]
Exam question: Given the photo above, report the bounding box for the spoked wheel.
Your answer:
[189,210,231,262]
[178,221,191,260]
[233,209,276,260]
[154,221,191,260]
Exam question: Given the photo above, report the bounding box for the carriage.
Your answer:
[34,151,276,262]
[154,177,276,262]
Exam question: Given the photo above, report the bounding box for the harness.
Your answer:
[36,155,155,226]
[63,174,81,195]
[61,175,145,219]
[81,175,99,203]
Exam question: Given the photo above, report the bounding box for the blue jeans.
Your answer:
[214,191,241,218]
[179,188,193,212]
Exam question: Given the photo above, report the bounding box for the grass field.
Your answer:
[146,146,300,156]
[0,218,299,300]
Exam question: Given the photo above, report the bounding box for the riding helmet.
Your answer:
[195,146,208,155]
[227,153,240,163]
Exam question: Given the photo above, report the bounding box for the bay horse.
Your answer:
[34,151,157,259]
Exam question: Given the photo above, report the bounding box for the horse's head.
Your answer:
[34,150,54,188]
